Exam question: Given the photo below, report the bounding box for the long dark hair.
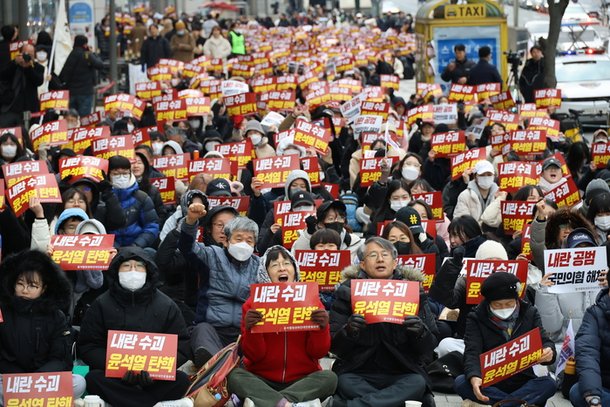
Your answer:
[381,221,423,254]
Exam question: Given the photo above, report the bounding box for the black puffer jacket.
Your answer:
[58,47,104,95]
[463,299,555,393]
[0,250,73,373]
[575,288,610,398]
[77,247,191,370]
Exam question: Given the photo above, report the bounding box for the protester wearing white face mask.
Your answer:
[180,209,260,369]
[245,120,275,158]
[453,159,499,223]
[0,133,23,164]
[78,247,192,407]
[587,191,610,243]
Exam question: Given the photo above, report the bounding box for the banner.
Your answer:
[188,158,232,181]
[396,253,437,292]
[51,234,115,270]
[407,104,434,126]
[476,83,501,100]
[295,250,351,291]
[250,282,321,333]
[433,103,458,125]
[92,136,135,160]
[154,99,188,122]
[259,90,296,111]
[7,174,62,217]
[360,101,389,119]
[253,155,300,189]
[431,131,466,157]
[465,260,528,304]
[534,88,562,109]
[153,153,190,183]
[293,119,331,155]
[527,117,560,140]
[501,201,535,235]
[281,210,316,249]
[39,90,70,112]
[591,142,610,169]
[69,126,111,154]
[3,160,49,188]
[544,247,607,293]
[480,328,543,387]
[225,92,257,117]
[412,192,444,221]
[30,120,69,151]
[360,157,397,187]
[486,110,519,131]
[448,84,475,103]
[497,162,539,193]
[135,81,162,100]
[380,74,400,90]
[543,176,581,208]
[150,177,176,205]
[206,196,250,216]
[184,96,211,117]
[105,330,178,380]
[215,140,254,168]
[490,91,516,110]
[351,279,420,324]
[502,130,547,157]
[3,371,73,407]
[450,148,486,180]
[58,156,108,183]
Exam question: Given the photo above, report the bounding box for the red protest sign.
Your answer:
[448,84,476,103]
[380,74,400,90]
[544,176,581,208]
[281,210,316,249]
[407,104,434,126]
[481,328,543,388]
[184,97,211,117]
[450,148,487,180]
[253,155,300,189]
[490,91,516,111]
[3,371,73,407]
[396,253,437,292]
[51,234,116,270]
[3,160,49,188]
[135,81,163,100]
[215,140,254,168]
[351,279,420,324]
[106,330,178,380]
[7,174,62,217]
[519,103,548,120]
[59,156,108,183]
[92,135,135,160]
[132,127,152,147]
[417,83,443,99]
[465,260,528,305]
[69,126,111,154]
[534,88,562,109]
[104,94,145,120]
[502,130,547,157]
[251,76,278,94]
[360,157,397,187]
[9,41,28,60]
[225,92,258,117]
[30,120,69,151]
[293,119,331,154]
[39,90,70,112]
[501,201,535,235]
[527,117,560,140]
[412,192,444,221]
[321,183,340,199]
[188,157,232,182]
[521,223,532,260]
[591,142,610,169]
[301,156,322,187]
[153,153,190,183]
[431,131,466,157]
[80,110,105,127]
[486,109,519,131]
[295,250,351,291]
[259,90,296,112]
[360,100,390,119]
[154,99,188,122]
[147,65,173,81]
[207,196,250,216]
[497,162,539,193]
[151,177,176,205]
[0,126,23,146]
[250,282,321,333]
[476,83,501,100]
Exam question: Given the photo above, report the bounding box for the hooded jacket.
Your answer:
[241,246,330,383]
[31,208,89,253]
[77,247,191,370]
[329,265,438,379]
[179,220,260,327]
[0,250,73,373]
[453,180,499,223]
[575,288,610,398]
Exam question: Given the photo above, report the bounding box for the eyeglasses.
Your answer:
[268,261,293,271]
[212,222,225,230]
[365,251,393,261]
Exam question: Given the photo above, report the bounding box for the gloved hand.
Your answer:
[245,309,263,330]
[346,314,366,337]
[98,172,113,195]
[122,370,139,386]
[138,370,154,387]
[305,215,317,235]
[450,245,465,268]
[403,316,425,337]
[310,309,329,329]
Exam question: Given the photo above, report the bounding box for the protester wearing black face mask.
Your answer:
[291,200,364,263]
[381,221,423,256]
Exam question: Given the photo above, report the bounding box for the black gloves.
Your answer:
[122,370,154,387]
[346,314,366,337]
[403,316,425,337]
[306,215,317,235]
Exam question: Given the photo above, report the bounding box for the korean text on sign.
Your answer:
[295,250,351,291]
[105,330,178,381]
[396,253,437,292]
[51,234,116,271]
[480,328,543,387]
[251,282,322,333]
[3,371,73,407]
[543,247,607,294]
[465,260,528,305]
[351,279,420,324]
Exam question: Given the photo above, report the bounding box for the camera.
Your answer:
[22,53,31,63]
[504,50,523,67]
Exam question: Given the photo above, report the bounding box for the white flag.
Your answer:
[51,0,73,76]
[555,319,575,375]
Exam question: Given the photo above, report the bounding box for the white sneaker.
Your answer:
[293,400,322,407]
[153,398,194,407]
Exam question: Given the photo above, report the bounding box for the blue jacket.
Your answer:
[110,181,159,248]
[467,59,503,86]
[575,288,610,398]
[179,221,259,327]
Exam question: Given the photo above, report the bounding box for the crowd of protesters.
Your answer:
[0,3,607,407]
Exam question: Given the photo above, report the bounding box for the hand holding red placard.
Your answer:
[351,279,420,324]
[51,234,116,270]
[59,156,108,183]
[465,260,528,305]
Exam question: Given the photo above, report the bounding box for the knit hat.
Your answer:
[395,206,424,235]
[175,20,186,30]
[481,272,520,301]
[206,178,232,197]
[244,120,265,136]
[585,178,610,203]
[108,155,131,171]
[475,240,508,260]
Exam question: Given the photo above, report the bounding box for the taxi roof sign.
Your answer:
[444,4,487,18]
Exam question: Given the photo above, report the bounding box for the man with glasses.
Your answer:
[329,236,438,406]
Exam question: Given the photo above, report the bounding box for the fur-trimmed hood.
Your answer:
[341,264,425,283]
[0,250,72,314]
[545,208,596,249]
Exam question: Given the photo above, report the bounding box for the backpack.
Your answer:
[185,337,242,407]
[425,351,464,393]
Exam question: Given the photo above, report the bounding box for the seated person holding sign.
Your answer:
[329,236,438,407]
[228,245,337,406]
[77,247,191,407]
[454,272,556,406]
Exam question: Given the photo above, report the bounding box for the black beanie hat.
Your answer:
[481,272,520,302]
[108,155,131,172]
